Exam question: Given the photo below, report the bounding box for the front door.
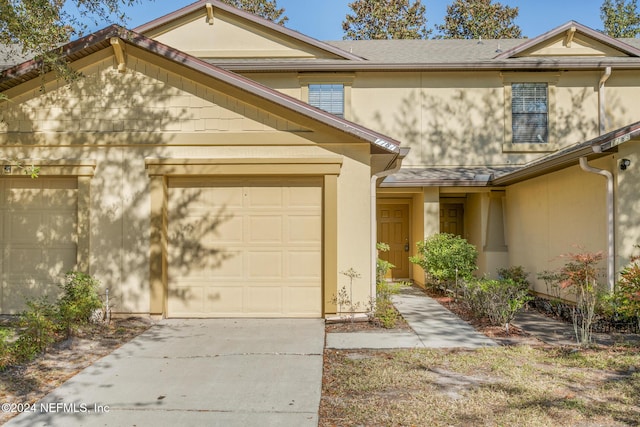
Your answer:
[377,203,410,279]
[440,203,464,237]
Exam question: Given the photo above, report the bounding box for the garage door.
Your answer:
[167,177,322,317]
[0,178,78,313]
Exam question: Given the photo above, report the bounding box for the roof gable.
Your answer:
[0,26,398,155]
[495,21,640,59]
[134,0,361,61]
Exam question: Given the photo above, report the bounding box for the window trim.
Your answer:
[502,72,559,153]
[299,74,354,121]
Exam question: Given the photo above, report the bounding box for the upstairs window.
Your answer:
[308,84,344,118]
[512,83,548,144]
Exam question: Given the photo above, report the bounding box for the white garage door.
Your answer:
[0,178,78,313]
[167,177,322,317]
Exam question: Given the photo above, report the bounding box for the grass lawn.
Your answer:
[320,345,640,426]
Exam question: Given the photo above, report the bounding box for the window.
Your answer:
[502,73,558,153]
[511,83,548,144]
[308,84,344,117]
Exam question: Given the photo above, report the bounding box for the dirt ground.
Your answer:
[0,317,153,425]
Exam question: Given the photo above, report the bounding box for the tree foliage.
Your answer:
[0,0,138,71]
[342,0,430,40]
[601,0,640,37]
[435,0,522,39]
[220,0,288,25]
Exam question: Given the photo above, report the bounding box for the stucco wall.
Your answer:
[615,139,640,272]
[0,52,374,315]
[506,159,609,295]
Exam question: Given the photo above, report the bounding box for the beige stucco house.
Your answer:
[1,0,639,317]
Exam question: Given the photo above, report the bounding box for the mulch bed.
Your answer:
[324,286,540,346]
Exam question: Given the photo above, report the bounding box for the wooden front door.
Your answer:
[377,203,410,279]
[440,203,464,237]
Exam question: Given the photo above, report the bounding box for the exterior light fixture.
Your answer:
[3,165,11,174]
[620,158,631,171]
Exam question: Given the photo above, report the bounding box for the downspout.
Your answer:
[579,156,615,292]
[370,153,405,301]
[599,67,611,135]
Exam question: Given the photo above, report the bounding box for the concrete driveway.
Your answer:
[4,319,324,427]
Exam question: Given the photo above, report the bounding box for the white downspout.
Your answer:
[599,67,611,135]
[370,156,403,301]
[579,157,615,291]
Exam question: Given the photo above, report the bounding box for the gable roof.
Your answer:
[134,0,363,61]
[0,25,400,156]
[494,21,640,59]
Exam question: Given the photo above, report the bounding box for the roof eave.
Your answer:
[494,121,640,185]
[494,21,640,59]
[214,59,640,73]
[133,0,364,62]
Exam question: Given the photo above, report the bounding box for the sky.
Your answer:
[118,0,611,40]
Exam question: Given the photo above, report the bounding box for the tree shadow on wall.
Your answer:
[0,44,244,314]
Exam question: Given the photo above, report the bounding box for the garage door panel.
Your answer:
[205,287,243,313]
[288,185,322,207]
[1,178,77,313]
[247,286,282,314]
[286,286,322,315]
[247,251,282,278]
[168,177,321,317]
[248,186,283,208]
[169,285,205,314]
[288,251,321,279]
[248,215,282,242]
[288,215,321,243]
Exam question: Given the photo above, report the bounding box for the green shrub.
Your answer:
[376,242,395,283]
[410,233,478,287]
[58,271,103,336]
[497,266,530,287]
[0,328,14,370]
[610,249,640,330]
[373,298,399,329]
[14,297,58,362]
[464,277,531,333]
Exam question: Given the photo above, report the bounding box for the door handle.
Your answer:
[404,238,409,252]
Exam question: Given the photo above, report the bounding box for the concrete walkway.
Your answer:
[4,319,324,427]
[326,286,496,349]
[514,310,640,347]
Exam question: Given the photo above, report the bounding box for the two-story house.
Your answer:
[1,0,639,317]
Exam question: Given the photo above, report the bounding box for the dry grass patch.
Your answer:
[0,317,152,425]
[320,345,640,426]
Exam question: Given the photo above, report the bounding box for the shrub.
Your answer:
[58,271,103,336]
[373,298,399,328]
[376,242,395,283]
[464,278,531,333]
[14,297,59,362]
[497,266,530,287]
[559,251,605,346]
[410,233,478,289]
[0,328,14,370]
[610,248,640,330]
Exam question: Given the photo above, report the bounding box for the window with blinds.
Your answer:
[512,83,548,144]
[308,84,344,117]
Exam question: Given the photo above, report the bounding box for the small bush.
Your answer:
[464,277,531,333]
[497,266,530,287]
[0,328,14,370]
[559,251,605,346]
[376,242,396,283]
[373,298,399,328]
[410,233,478,291]
[14,297,59,362]
[610,248,640,330]
[58,271,103,336]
